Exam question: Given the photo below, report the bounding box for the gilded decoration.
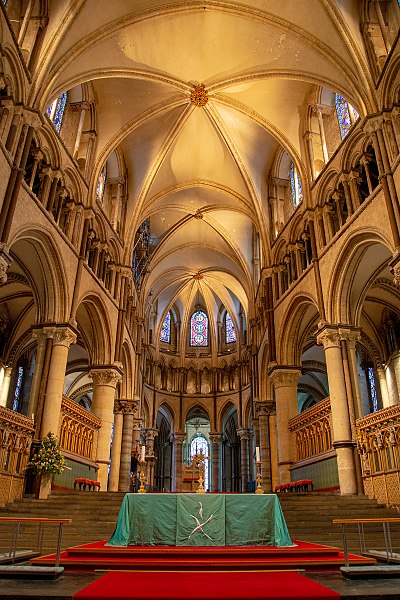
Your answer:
[190,84,208,107]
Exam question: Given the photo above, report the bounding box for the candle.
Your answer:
[31,413,35,423]
[141,446,146,462]
[255,446,260,462]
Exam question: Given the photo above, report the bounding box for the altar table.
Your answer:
[107,493,292,547]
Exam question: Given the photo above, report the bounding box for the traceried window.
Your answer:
[190,436,209,491]
[335,94,359,140]
[368,367,378,413]
[12,366,24,412]
[160,311,171,343]
[190,310,208,347]
[225,312,236,343]
[96,163,107,203]
[289,162,303,207]
[46,92,67,133]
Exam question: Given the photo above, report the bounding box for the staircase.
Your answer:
[0,491,399,557]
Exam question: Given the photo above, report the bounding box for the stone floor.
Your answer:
[0,569,399,599]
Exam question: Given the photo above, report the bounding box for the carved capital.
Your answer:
[270,368,301,389]
[43,325,77,348]
[89,366,123,387]
[116,398,139,415]
[209,433,221,445]
[316,327,341,349]
[338,327,361,348]
[173,433,186,445]
[0,244,12,283]
[256,400,276,416]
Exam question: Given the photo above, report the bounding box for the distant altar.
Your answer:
[107,493,292,547]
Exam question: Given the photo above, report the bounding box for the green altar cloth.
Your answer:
[107,493,292,547]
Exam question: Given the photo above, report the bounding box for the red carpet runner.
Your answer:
[73,570,340,599]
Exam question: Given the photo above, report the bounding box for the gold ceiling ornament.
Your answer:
[193,272,204,280]
[190,84,209,107]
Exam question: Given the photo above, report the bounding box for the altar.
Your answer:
[107,493,292,547]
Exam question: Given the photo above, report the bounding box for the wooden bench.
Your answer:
[333,517,400,567]
[74,478,100,491]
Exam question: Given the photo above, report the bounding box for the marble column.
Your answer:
[118,399,138,492]
[89,366,123,490]
[237,428,250,493]
[209,433,220,492]
[270,370,301,485]
[40,326,77,438]
[27,329,49,418]
[256,401,275,491]
[108,404,123,492]
[317,327,357,495]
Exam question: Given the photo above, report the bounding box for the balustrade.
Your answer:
[0,406,34,506]
[356,404,400,506]
[59,396,100,460]
[289,398,333,462]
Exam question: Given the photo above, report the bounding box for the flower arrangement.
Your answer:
[28,432,66,475]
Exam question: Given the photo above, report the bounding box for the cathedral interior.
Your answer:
[0,0,400,516]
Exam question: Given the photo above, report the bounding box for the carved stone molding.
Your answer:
[270,369,301,389]
[316,327,341,349]
[41,325,77,348]
[89,366,123,387]
[0,243,12,283]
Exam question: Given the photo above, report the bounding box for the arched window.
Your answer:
[190,436,209,491]
[289,162,303,207]
[334,93,359,140]
[225,312,236,343]
[160,311,171,343]
[367,367,378,413]
[190,310,208,346]
[46,92,67,133]
[96,163,107,203]
[12,366,24,412]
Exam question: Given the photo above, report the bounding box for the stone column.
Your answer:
[377,366,391,408]
[173,433,186,492]
[209,433,220,492]
[237,428,250,492]
[108,403,123,492]
[118,399,138,491]
[317,327,357,495]
[27,329,49,417]
[256,401,276,491]
[270,369,301,485]
[40,326,77,438]
[89,366,123,490]
[0,366,12,407]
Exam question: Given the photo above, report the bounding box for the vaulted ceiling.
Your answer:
[31,0,374,344]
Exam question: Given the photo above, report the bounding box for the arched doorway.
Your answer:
[221,406,241,492]
[154,406,173,492]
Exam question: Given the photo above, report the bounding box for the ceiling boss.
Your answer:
[190,83,209,107]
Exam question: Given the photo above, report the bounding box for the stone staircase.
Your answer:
[0,491,399,558]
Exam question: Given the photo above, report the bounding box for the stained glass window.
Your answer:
[46,92,67,133]
[368,367,378,413]
[190,436,209,491]
[289,162,303,207]
[335,93,359,140]
[96,163,107,203]
[190,310,208,346]
[160,311,171,343]
[225,312,236,343]
[12,366,24,412]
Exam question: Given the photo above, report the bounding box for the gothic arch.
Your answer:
[327,229,394,326]
[75,294,113,365]
[277,293,320,365]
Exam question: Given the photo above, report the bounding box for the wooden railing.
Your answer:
[356,404,400,507]
[289,398,333,461]
[59,397,101,460]
[0,406,34,506]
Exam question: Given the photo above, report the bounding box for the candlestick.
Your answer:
[255,461,264,494]
[138,459,146,494]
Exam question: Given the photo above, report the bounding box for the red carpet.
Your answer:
[73,570,340,599]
